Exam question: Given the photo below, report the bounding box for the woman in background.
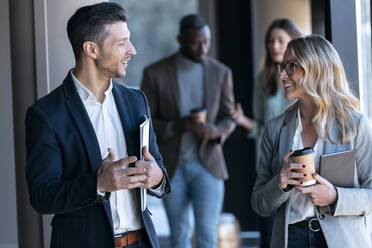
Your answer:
[252,34,372,248]
[230,18,302,248]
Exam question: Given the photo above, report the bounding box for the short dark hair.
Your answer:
[179,14,206,34]
[67,2,127,61]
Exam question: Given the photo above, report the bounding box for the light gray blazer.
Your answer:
[252,106,372,248]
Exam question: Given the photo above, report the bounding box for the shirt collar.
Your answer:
[295,106,327,136]
[295,107,303,134]
[177,52,203,67]
[70,70,113,103]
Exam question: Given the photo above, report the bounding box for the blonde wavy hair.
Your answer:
[287,35,359,143]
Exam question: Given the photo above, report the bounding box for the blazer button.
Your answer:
[318,213,325,220]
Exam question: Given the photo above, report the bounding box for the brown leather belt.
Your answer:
[114,229,146,247]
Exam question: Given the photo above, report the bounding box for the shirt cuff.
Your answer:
[149,175,166,196]
[97,189,106,197]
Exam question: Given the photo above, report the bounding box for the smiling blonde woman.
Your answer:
[230,19,302,247]
[286,36,359,144]
[252,35,372,248]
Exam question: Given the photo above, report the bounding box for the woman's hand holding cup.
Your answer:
[279,150,307,190]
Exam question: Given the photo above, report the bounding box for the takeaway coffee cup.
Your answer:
[191,108,207,123]
[290,147,316,186]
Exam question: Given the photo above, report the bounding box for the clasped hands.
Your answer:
[173,115,220,140]
[278,150,338,207]
[97,147,164,193]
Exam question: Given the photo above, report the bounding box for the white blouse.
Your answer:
[288,107,326,224]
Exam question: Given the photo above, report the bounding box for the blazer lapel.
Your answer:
[323,121,350,154]
[324,124,338,154]
[112,83,138,157]
[278,107,297,173]
[112,83,142,208]
[167,54,181,117]
[63,73,116,229]
[202,57,214,121]
[63,73,102,171]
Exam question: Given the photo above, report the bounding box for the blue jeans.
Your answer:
[287,224,327,248]
[163,161,224,248]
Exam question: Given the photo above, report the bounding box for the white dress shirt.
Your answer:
[71,72,143,234]
[288,107,326,224]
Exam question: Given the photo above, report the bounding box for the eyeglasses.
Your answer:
[277,61,300,76]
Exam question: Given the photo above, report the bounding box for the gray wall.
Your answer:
[0,0,18,247]
[111,0,198,87]
[328,0,360,97]
[35,0,106,98]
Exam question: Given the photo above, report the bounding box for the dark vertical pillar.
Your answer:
[216,0,258,231]
[310,0,326,36]
[310,0,332,41]
[9,0,43,247]
[311,0,359,97]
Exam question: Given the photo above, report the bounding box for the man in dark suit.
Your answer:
[25,3,170,248]
[141,14,235,248]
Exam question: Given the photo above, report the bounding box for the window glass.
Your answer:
[111,0,198,88]
[356,0,372,119]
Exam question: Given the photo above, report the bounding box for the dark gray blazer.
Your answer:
[252,106,372,248]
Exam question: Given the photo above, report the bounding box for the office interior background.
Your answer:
[1,0,371,247]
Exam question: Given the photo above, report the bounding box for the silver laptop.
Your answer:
[319,150,355,188]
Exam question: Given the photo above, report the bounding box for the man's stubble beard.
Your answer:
[95,56,124,79]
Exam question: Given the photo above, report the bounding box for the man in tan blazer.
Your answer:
[141,14,235,248]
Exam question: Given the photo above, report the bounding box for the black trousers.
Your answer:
[287,224,327,248]
[259,215,274,248]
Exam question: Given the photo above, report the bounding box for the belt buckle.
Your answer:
[114,233,130,248]
[308,217,320,232]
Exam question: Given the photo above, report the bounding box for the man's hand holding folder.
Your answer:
[135,146,164,189]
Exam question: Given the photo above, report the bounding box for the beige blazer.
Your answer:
[141,53,235,179]
[252,106,372,248]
